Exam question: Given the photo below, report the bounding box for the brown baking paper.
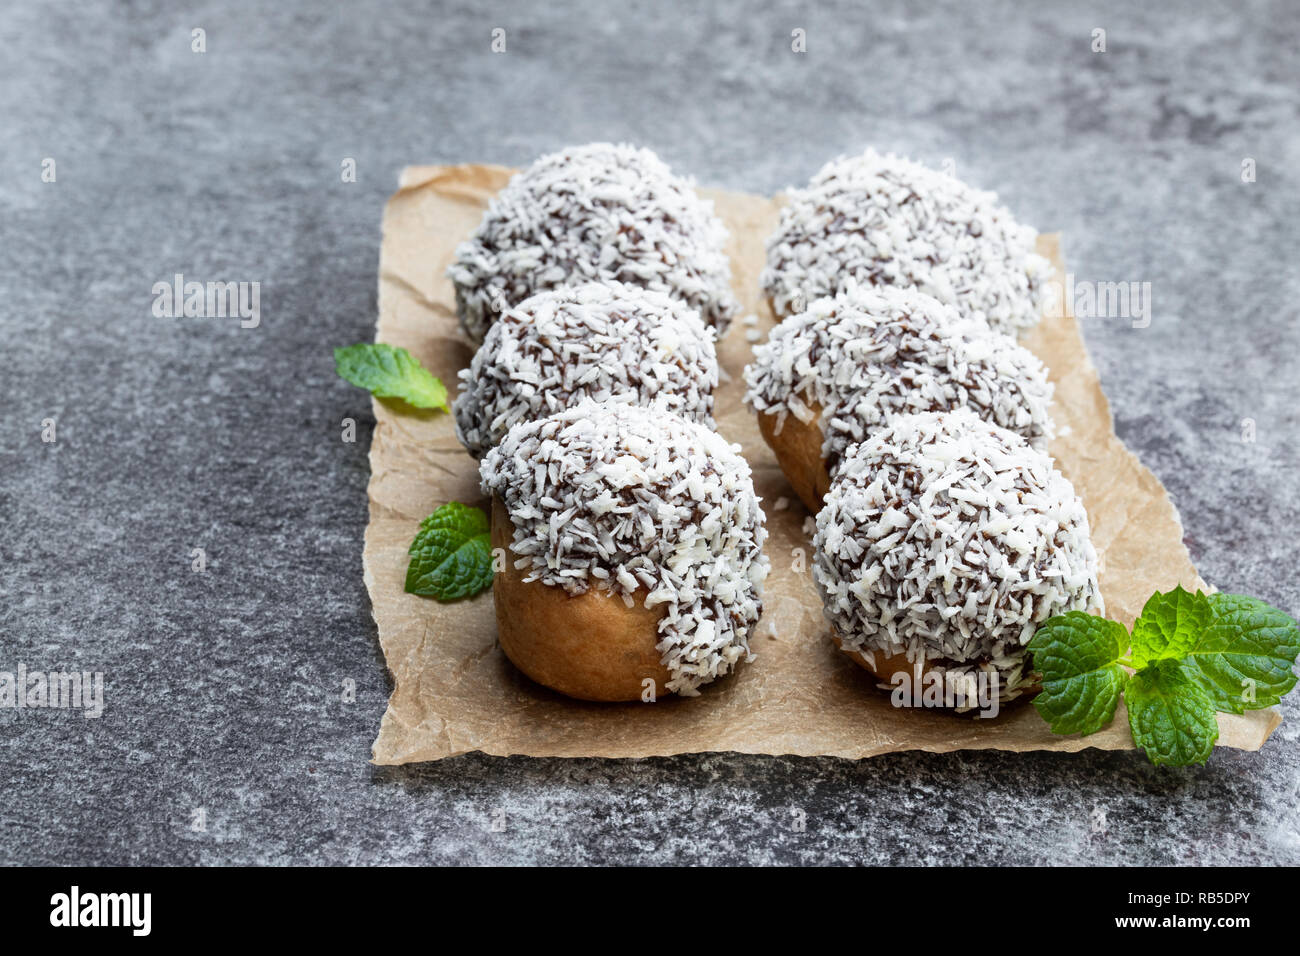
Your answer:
[366,164,1281,764]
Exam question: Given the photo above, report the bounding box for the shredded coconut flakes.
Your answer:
[448,142,739,343]
[454,282,718,459]
[481,401,769,696]
[813,409,1101,703]
[760,150,1051,335]
[744,287,1055,477]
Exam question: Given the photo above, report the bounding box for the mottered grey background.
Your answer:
[2,0,1298,864]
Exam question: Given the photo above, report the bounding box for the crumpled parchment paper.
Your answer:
[365,164,1280,764]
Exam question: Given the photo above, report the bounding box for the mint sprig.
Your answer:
[1028,585,1300,766]
[334,343,449,411]
[405,502,493,601]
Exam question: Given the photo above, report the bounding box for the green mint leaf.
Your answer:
[1130,585,1211,668]
[334,343,449,411]
[1126,658,1218,766]
[1028,584,1300,766]
[1178,592,1300,713]
[405,502,493,601]
[1027,611,1130,736]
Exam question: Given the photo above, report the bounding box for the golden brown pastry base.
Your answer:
[832,633,1037,712]
[757,402,830,513]
[833,633,923,685]
[491,496,674,702]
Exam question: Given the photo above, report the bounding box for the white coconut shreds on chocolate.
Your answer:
[454,282,719,459]
[760,150,1051,335]
[743,287,1055,474]
[448,143,739,344]
[481,401,770,696]
[813,409,1101,704]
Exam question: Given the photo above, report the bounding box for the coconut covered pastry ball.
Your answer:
[743,286,1055,512]
[481,400,769,701]
[814,409,1101,705]
[454,281,718,459]
[761,150,1051,335]
[448,142,739,344]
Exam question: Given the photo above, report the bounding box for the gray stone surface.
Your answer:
[2,0,1297,865]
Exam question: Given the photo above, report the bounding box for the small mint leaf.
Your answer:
[1130,585,1211,668]
[405,502,493,601]
[1126,658,1218,766]
[1179,592,1300,713]
[1027,611,1130,736]
[334,343,449,411]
